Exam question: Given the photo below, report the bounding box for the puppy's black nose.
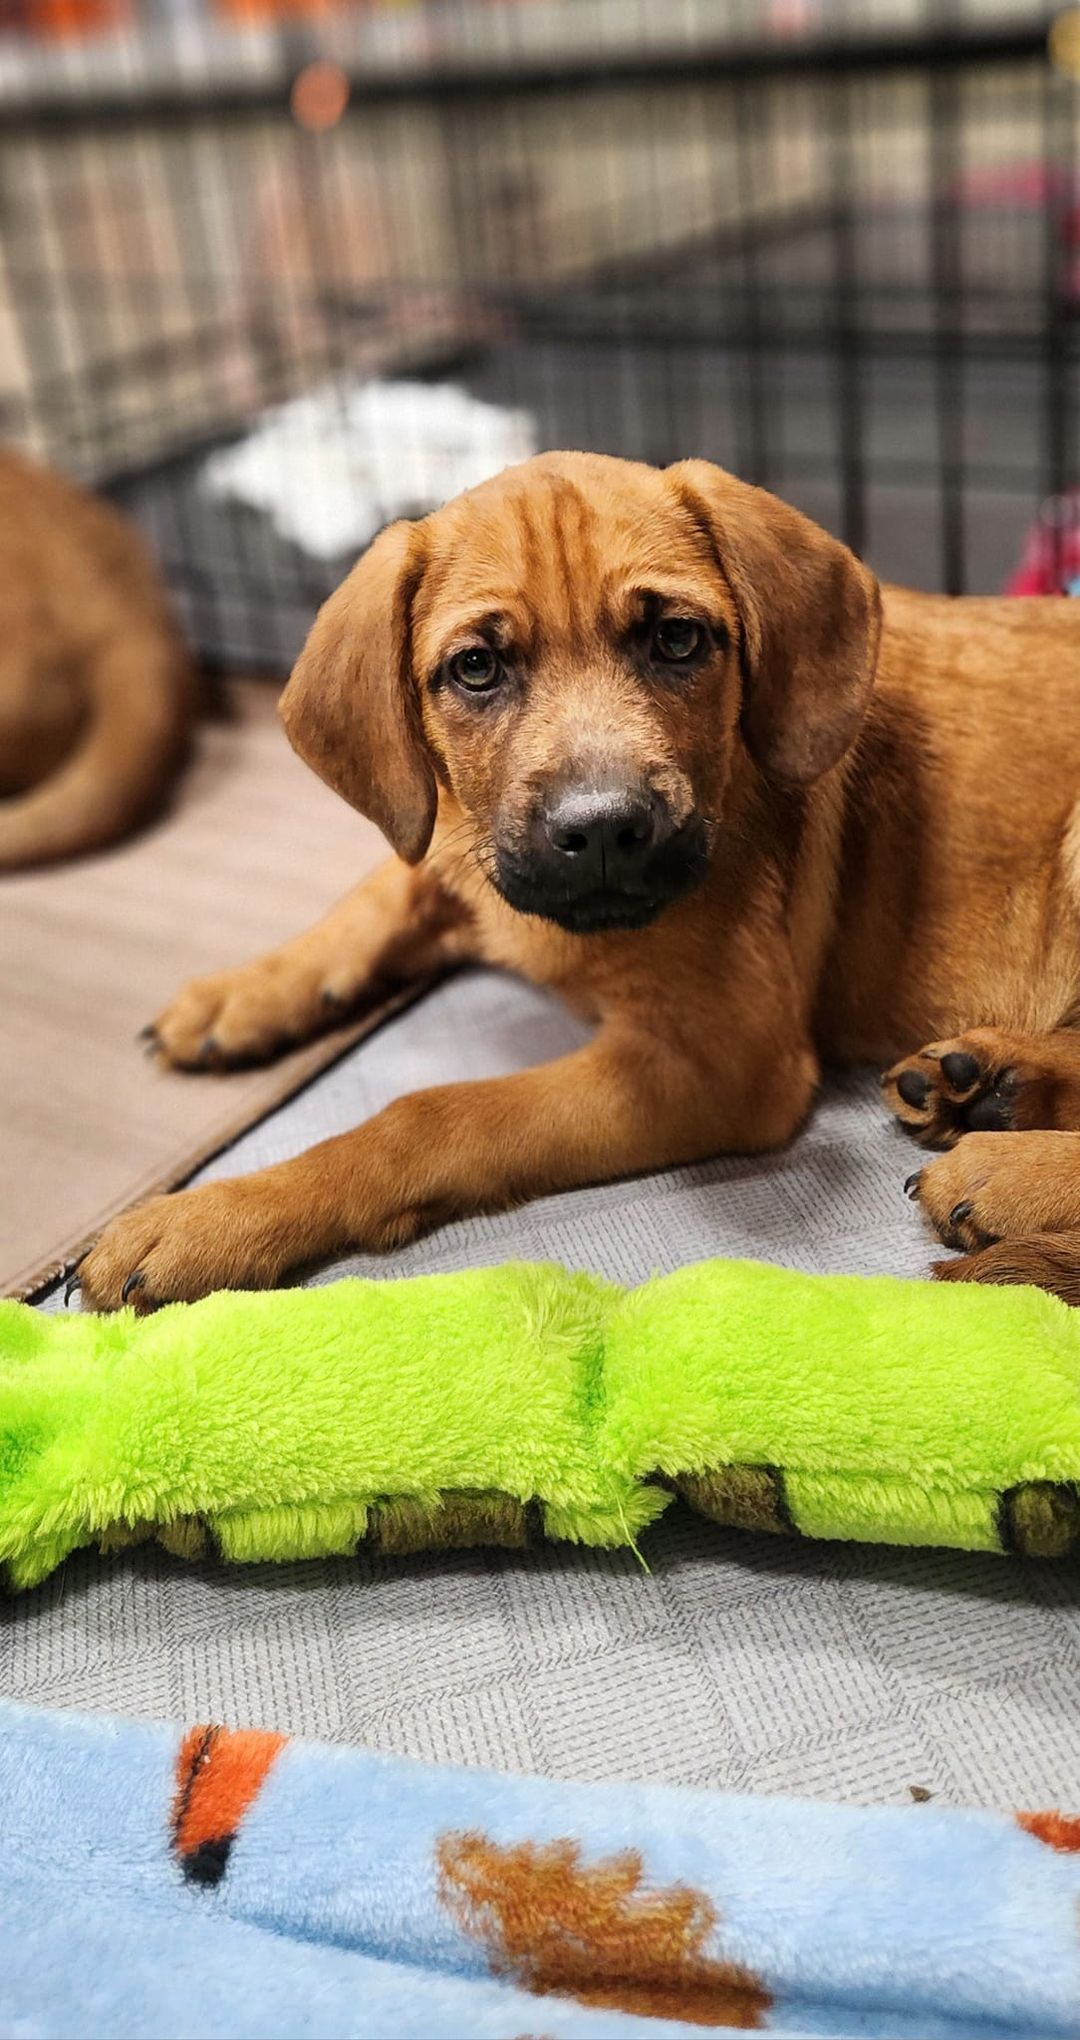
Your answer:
[546,785,660,883]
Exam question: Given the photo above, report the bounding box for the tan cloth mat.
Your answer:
[0,679,391,1299]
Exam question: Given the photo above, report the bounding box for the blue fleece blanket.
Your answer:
[0,1698,1078,2039]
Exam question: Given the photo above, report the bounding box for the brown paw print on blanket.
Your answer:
[435,1830,771,2029]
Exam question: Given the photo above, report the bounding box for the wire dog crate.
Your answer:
[2,1,1079,671]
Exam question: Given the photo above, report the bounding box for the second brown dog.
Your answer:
[0,449,193,871]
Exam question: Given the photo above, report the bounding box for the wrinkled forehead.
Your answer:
[411,463,732,669]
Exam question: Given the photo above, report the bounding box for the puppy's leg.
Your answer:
[934,1231,1080,1304]
[79,1026,817,1309]
[149,858,470,1069]
[882,1027,1080,1147]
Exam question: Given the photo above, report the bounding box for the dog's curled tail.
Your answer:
[0,620,195,872]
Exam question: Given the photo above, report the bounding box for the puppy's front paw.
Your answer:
[145,957,356,1072]
[79,1182,293,1311]
[882,1029,1040,1147]
[908,1130,1080,1251]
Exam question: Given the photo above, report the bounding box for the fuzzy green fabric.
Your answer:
[3,1258,1080,1590]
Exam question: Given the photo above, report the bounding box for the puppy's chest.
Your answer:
[473,891,608,1015]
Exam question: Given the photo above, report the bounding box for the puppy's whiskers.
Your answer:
[429,817,486,884]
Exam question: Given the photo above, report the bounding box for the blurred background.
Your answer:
[3,0,1080,670]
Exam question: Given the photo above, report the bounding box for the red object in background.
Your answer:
[2,0,131,33]
[290,57,350,128]
[217,0,343,20]
[1006,494,1080,596]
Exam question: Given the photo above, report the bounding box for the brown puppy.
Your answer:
[0,449,193,869]
[79,451,1080,1310]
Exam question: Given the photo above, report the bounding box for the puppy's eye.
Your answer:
[651,617,704,664]
[450,646,501,692]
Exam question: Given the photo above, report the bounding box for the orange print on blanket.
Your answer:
[1017,1810,1080,1852]
[172,1724,287,1884]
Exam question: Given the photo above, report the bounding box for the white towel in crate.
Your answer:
[201,379,537,563]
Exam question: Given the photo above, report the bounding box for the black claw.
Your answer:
[198,1036,220,1062]
[948,1200,974,1228]
[940,1051,980,1092]
[321,987,344,1010]
[136,1023,157,1044]
[904,1171,923,1200]
[121,1270,145,1304]
[897,1069,932,1110]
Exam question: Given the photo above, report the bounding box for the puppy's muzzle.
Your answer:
[494,777,708,933]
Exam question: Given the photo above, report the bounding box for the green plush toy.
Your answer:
[3,1257,1080,1592]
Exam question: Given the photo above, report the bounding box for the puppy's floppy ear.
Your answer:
[669,460,882,785]
[279,519,436,863]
